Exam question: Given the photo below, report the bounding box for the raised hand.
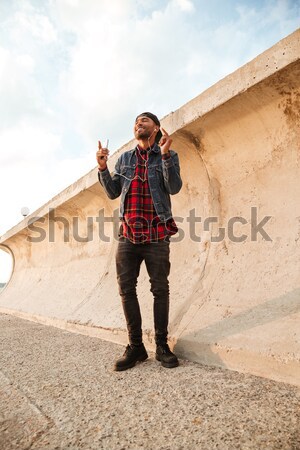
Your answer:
[159,128,173,154]
[96,140,109,169]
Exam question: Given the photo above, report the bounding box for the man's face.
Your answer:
[134,116,156,140]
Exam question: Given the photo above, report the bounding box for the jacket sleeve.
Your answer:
[98,156,123,199]
[161,150,182,195]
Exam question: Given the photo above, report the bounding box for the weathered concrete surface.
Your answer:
[0,30,300,386]
[1,314,299,450]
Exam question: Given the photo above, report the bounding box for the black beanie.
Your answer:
[136,112,162,144]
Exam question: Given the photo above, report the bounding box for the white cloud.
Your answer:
[0,120,93,236]
[51,0,132,34]
[174,0,195,12]
[56,0,207,151]
[14,10,57,43]
[0,121,60,166]
[0,120,61,233]
[0,46,43,128]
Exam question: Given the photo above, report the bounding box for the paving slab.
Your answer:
[0,313,299,450]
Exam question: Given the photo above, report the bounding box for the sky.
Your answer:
[0,0,299,282]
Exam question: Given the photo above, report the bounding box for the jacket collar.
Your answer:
[127,143,160,162]
[132,143,160,154]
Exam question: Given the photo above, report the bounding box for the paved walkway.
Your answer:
[0,313,299,450]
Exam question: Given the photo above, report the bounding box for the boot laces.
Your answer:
[159,344,171,354]
[124,344,142,356]
[124,345,134,356]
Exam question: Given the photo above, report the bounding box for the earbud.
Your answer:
[148,128,158,140]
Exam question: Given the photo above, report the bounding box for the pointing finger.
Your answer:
[161,128,169,137]
[98,140,102,149]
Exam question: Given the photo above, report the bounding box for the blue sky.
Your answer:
[0,0,299,281]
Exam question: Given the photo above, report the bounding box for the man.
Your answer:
[96,112,182,371]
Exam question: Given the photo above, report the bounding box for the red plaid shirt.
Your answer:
[122,145,178,243]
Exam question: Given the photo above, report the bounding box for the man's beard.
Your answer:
[136,128,151,139]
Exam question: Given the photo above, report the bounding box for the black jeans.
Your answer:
[116,238,171,346]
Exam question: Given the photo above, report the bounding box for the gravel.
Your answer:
[0,313,299,450]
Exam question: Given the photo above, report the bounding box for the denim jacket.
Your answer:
[98,144,182,221]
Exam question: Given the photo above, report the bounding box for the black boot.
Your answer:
[156,344,179,368]
[114,344,148,371]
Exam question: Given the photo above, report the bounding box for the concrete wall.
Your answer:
[1,30,299,386]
